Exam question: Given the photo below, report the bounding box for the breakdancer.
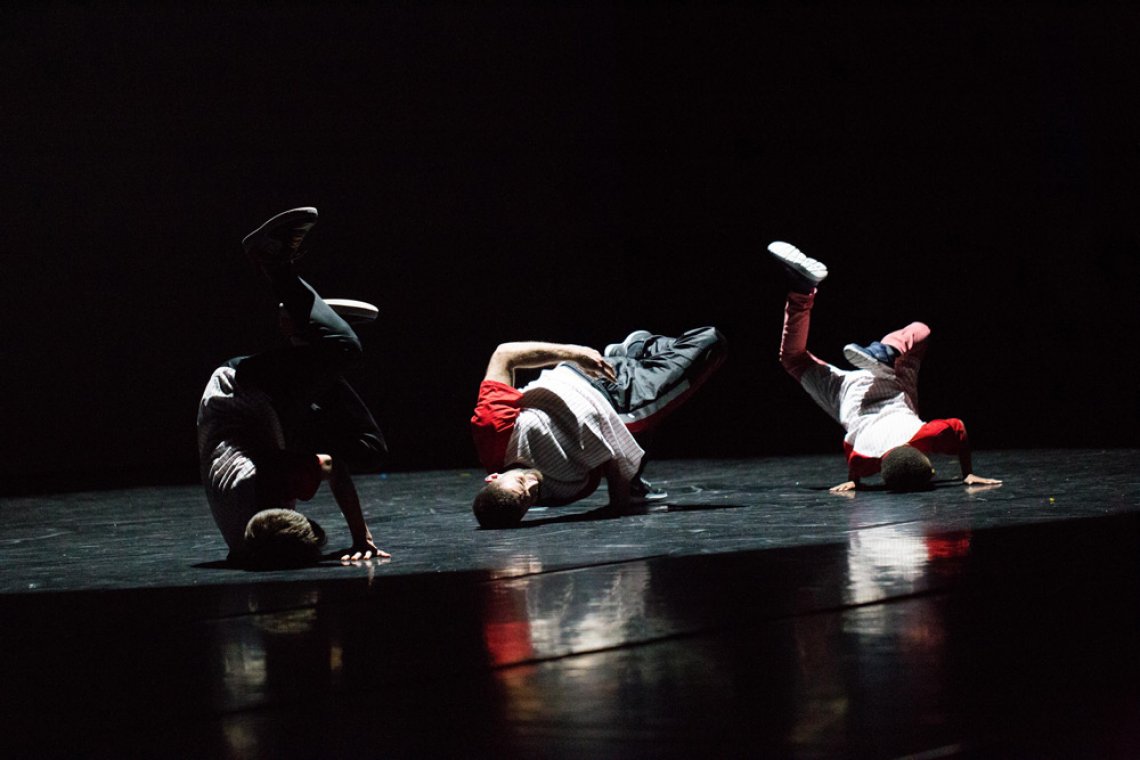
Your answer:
[197,207,389,566]
[769,240,1002,493]
[471,328,727,527]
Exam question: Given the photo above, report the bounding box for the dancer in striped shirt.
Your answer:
[769,240,1002,493]
[471,328,726,527]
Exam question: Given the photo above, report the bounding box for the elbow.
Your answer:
[492,342,526,361]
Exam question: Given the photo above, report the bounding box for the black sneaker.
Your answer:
[242,207,318,264]
[767,241,828,291]
[843,341,899,376]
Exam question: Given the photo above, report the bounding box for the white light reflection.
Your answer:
[488,553,545,580]
[533,564,649,655]
[846,523,928,616]
[481,557,651,666]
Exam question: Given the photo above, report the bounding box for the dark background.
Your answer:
[2,1,1137,495]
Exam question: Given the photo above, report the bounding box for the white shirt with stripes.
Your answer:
[837,364,924,458]
[197,365,293,549]
[505,364,644,501]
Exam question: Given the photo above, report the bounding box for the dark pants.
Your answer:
[583,326,728,436]
[230,268,387,473]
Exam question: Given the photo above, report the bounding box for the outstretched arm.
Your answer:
[830,478,859,493]
[484,342,616,386]
[602,459,635,512]
[954,426,1002,486]
[318,454,391,561]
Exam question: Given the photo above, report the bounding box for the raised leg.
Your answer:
[596,326,727,434]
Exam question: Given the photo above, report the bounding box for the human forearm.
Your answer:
[497,341,595,367]
[485,342,615,384]
[957,446,974,479]
[325,458,390,558]
[603,459,634,511]
[327,460,369,541]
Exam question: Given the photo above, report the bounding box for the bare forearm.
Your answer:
[958,447,974,479]
[503,341,593,366]
[328,460,371,543]
[485,342,614,384]
[603,460,633,510]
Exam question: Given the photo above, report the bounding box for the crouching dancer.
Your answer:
[197,207,389,566]
[769,240,1001,493]
[470,327,727,527]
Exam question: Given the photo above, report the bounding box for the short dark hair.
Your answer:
[881,446,935,492]
[472,482,530,529]
[241,508,327,568]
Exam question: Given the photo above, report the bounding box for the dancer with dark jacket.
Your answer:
[197,207,388,565]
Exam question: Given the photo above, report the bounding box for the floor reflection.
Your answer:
[2,451,1135,758]
[480,558,652,665]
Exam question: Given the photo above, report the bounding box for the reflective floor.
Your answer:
[2,450,1138,758]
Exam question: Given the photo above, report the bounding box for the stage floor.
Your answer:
[2,449,1138,757]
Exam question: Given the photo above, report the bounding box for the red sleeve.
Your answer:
[908,418,967,456]
[845,442,882,479]
[255,451,323,505]
[471,380,524,472]
[285,452,323,501]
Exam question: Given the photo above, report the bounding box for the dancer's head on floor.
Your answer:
[473,467,543,528]
[240,508,327,567]
[881,446,935,492]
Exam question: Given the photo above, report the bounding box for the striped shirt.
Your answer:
[838,369,925,459]
[471,364,644,504]
[835,365,967,478]
[197,365,322,549]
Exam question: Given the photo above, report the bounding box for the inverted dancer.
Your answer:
[769,240,1002,492]
[470,328,727,527]
[197,207,389,566]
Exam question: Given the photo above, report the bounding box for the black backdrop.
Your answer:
[3,2,1137,494]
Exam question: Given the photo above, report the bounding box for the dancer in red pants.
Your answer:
[769,240,1002,493]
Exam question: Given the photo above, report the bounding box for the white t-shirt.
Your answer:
[837,365,924,458]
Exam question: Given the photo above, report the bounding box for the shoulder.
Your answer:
[472,380,525,430]
[476,379,523,403]
[914,418,966,437]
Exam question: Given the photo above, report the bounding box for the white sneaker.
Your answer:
[767,241,828,286]
[325,298,379,324]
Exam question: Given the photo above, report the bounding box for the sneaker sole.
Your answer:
[843,343,894,376]
[242,206,319,258]
[767,241,828,284]
[325,298,379,324]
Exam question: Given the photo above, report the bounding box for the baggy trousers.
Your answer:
[582,326,728,435]
[230,266,387,473]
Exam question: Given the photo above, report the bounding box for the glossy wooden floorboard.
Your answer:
[1,449,1137,758]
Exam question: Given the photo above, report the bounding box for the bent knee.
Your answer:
[779,352,815,381]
